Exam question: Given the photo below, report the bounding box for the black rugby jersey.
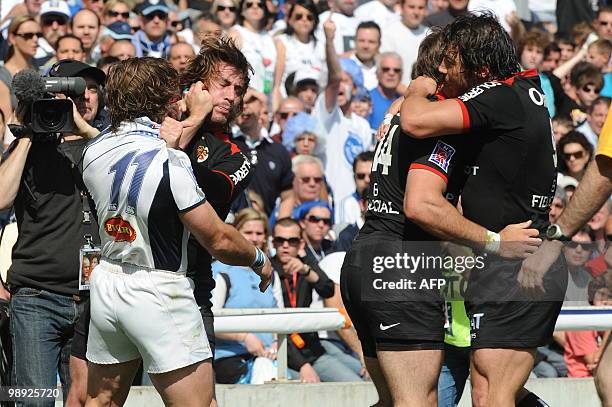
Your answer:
[455,70,557,234]
[361,114,471,241]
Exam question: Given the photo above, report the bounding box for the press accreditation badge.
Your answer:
[79,247,101,291]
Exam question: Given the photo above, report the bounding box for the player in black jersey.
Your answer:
[400,14,563,407]
[340,28,542,407]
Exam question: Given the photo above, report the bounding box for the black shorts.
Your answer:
[340,235,446,358]
[71,296,90,360]
[71,298,217,360]
[464,256,567,349]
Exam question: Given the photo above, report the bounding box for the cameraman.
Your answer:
[0,60,103,406]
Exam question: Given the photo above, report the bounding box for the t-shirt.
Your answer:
[380,21,427,83]
[315,11,359,54]
[276,34,322,95]
[368,87,400,130]
[232,25,277,96]
[361,114,470,240]
[83,117,206,272]
[7,137,98,296]
[468,0,516,33]
[597,110,612,158]
[354,0,400,29]
[313,94,373,207]
[564,330,601,378]
[351,54,378,92]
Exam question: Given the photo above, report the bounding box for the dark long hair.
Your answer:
[284,0,319,44]
[237,0,270,29]
[557,130,594,174]
[443,12,521,83]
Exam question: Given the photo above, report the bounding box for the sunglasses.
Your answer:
[273,236,301,247]
[278,111,295,119]
[563,150,585,160]
[381,67,401,74]
[145,11,168,20]
[14,32,42,40]
[245,1,264,9]
[107,10,130,18]
[293,12,314,22]
[306,215,332,226]
[582,85,600,94]
[566,241,595,250]
[300,176,323,184]
[170,20,183,27]
[355,172,369,180]
[42,16,67,26]
[130,25,140,33]
[217,5,237,12]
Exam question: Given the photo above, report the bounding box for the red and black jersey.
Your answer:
[455,70,557,234]
[361,114,472,241]
[184,127,254,307]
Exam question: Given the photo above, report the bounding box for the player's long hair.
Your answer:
[442,12,521,83]
[106,57,180,130]
[412,27,444,83]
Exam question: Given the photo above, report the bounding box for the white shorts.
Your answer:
[86,259,212,374]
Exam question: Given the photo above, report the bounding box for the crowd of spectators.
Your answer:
[0,0,611,387]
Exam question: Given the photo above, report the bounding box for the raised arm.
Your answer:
[323,12,342,113]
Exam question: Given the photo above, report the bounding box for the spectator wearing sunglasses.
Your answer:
[132,0,171,58]
[0,16,39,124]
[337,151,372,226]
[272,0,321,111]
[296,201,336,262]
[33,0,70,68]
[368,51,402,130]
[212,0,239,32]
[563,227,597,305]
[271,218,358,383]
[269,96,304,142]
[102,0,131,25]
[228,0,277,100]
[558,131,594,182]
[559,62,604,125]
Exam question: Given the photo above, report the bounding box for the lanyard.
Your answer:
[283,272,298,308]
[306,240,324,262]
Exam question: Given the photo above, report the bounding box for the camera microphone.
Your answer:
[12,69,46,105]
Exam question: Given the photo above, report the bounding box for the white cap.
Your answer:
[293,66,321,87]
[557,173,579,190]
[40,0,71,19]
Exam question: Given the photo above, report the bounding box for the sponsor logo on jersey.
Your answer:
[230,157,251,185]
[196,146,209,163]
[458,81,501,102]
[428,141,456,172]
[104,216,137,242]
[368,198,400,214]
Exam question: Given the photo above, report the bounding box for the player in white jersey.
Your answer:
[81,57,272,407]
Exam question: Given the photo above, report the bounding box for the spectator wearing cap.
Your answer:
[282,112,324,158]
[102,0,132,25]
[269,96,304,142]
[350,87,372,120]
[109,39,136,60]
[168,41,196,73]
[350,21,381,91]
[233,88,294,216]
[132,0,171,58]
[315,18,373,210]
[380,0,427,83]
[228,0,277,99]
[272,0,322,110]
[368,51,402,130]
[297,200,336,261]
[292,66,320,113]
[98,21,133,58]
[34,0,71,68]
[70,8,101,64]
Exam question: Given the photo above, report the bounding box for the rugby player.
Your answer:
[400,13,562,407]
[340,26,542,406]
[81,58,271,407]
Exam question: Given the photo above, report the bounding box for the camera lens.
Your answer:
[39,105,66,131]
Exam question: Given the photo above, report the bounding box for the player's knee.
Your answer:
[471,382,489,407]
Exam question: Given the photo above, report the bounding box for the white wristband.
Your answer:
[383,113,393,125]
[484,230,501,254]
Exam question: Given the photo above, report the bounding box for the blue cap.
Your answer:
[138,0,169,16]
[339,58,364,90]
[353,87,371,102]
[294,200,334,221]
[282,112,319,150]
[105,22,133,40]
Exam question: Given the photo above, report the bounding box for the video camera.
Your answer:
[11,69,86,135]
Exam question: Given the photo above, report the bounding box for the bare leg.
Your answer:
[470,348,535,407]
[85,358,141,407]
[148,359,214,407]
[66,356,88,407]
[377,349,443,407]
[596,334,612,407]
[364,356,393,407]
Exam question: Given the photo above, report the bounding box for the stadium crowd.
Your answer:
[0,0,611,406]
